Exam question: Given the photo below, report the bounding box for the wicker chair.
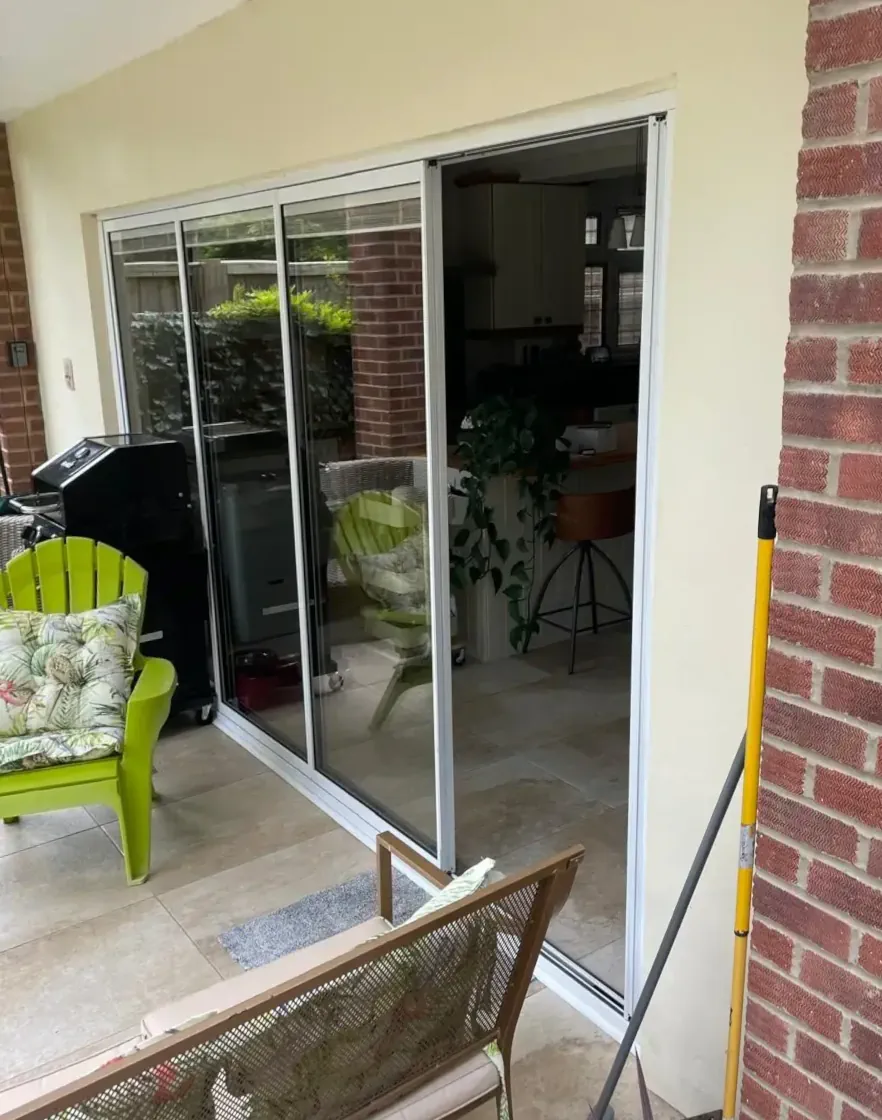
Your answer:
[0,514,32,568]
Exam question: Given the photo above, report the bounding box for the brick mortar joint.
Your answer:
[797,196,882,213]
[790,321,882,339]
[808,0,882,20]
[781,386,882,405]
[759,816,881,880]
[773,588,882,629]
[761,766,882,826]
[778,484,882,511]
[793,261,882,280]
[774,539,882,566]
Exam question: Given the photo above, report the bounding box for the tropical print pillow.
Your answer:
[0,594,140,773]
[357,530,428,615]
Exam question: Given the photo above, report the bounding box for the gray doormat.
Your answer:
[219,869,430,970]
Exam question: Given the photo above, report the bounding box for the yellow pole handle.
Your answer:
[722,484,777,1120]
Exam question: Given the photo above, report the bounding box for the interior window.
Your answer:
[583,265,604,345]
[617,270,643,346]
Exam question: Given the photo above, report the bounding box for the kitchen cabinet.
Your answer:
[459,183,586,330]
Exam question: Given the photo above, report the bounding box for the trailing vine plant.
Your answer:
[450,395,570,652]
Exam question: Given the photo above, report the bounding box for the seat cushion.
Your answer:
[142,916,392,1037]
[372,1052,499,1120]
[0,594,141,770]
[0,726,124,773]
[0,1037,141,1117]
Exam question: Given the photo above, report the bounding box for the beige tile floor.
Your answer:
[259,628,631,991]
[0,722,672,1120]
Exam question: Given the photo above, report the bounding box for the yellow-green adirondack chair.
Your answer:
[0,537,177,884]
[333,491,431,730]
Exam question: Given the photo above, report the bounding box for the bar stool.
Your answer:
[525,487,635,674]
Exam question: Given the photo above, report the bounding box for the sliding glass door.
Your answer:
[281,184,440,851]
[109,167,453,861]
[105,116,664,1027]
[180,207,310,759]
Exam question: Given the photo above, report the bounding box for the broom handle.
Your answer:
[722,484,777,1119]
[591,735,746,1120]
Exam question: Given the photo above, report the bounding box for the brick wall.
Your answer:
[742,4,882,1119]
[349,229,426,458]
[0,123,44,493]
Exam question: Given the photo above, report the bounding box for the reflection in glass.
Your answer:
[109,224,188,435]
[284,187,437,850]
[183,208,307,757]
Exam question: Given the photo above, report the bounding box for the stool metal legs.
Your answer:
[524,539,633,672]
[570,545,586,675]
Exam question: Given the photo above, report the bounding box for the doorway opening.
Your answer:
[440,124,648,998]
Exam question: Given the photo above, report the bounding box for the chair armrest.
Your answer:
[123,657,177,759]
[376,831,451,922]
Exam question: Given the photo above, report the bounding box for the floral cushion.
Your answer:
[358,530,428,615]
[0,727,125,773]
[0,595,140,773]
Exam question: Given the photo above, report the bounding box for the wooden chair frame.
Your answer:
[6,834,584,1120]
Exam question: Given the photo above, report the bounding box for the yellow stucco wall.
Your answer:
[7,0,809,1111]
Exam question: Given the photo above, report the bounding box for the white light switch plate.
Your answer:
[63,358,75,390]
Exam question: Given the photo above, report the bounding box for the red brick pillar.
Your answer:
[0,124,45,494]
[349,229,426,458]
[741,6,882,1120]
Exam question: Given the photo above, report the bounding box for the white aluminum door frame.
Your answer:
[421,160,456,872]
[623,113,670,1014]
[420,113,672,1025]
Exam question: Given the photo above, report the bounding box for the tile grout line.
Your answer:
[0,895,153,963]
[0,818,100,862]
[153,894,226,980]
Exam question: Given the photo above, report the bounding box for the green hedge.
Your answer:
[129,301,354,437]
[209,283,354,335]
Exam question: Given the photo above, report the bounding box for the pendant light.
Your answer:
[630,212,645,248]
[607,216,627,249]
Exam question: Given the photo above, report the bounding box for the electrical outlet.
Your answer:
[63,358,75,391]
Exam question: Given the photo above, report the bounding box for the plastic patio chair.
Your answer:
[333,490,431,729]
[0,537,177,884]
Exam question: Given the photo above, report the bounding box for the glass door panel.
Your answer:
[182,207,308,757]
[108,224,188,435]
[283,186,438,850]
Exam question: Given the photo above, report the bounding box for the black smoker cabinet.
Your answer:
[22,434,213,720]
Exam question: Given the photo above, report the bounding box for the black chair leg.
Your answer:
[568,544,587,675]
[523,543,579,655]
[591,541,634,615]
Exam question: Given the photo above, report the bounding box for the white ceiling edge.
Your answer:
[0,0,249,120]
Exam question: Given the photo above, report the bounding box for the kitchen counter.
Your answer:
[568,450,636,470]
[448,448,636,473]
